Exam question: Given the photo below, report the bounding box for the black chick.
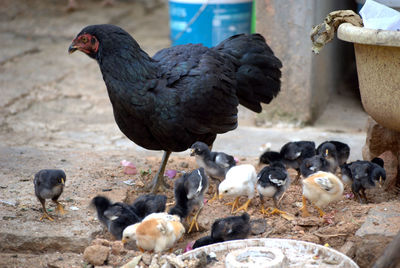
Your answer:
[193,213,251,249]
[317,141,350,173]
[340,158,386,203]
[34,169,66,221]
[92,196,140,240]
[169,168,209,233]
[300,155,332,177]
[259,141,316,181]
[256,162,290,215]
[190,141,236,201]
[131,194,167,219]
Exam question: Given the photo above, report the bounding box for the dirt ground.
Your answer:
[1,0,399,268]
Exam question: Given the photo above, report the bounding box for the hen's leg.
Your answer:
[149,151,171,193]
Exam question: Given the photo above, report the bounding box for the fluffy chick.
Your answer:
[300,171,344,217]
[131,194,167,219]
[169,168,209,233]
[193,213,251,249]
[300,155,331,177]
[340,158,386,203]
[34,169,66,221]
[190,141,236,201]
[317,141,350,173]
[257,162,290,215]
[219,164,257,213]
[122,216,185,252]
[92,196,140,240]
[260,141,316,180]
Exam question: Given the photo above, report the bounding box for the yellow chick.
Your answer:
[122,214,185,252]
[300,171,344,217]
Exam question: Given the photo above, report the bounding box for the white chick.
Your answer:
[122,215,185,252]
[301,171,344,217]
[218,164,257,213]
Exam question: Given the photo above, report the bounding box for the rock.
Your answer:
[294,217,323,227]
[250,218,267,235]
[111,241,126,255]
[300,233,320,244]
[339,241,355,258]
[142,252,152,265]
[83,245,110,266]
[180,162,189,168]
[353,203,400,267]
[121,255,142,268]
[378,151,398,191]
[92,238,111,247]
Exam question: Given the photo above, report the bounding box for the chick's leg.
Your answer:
[233,198,251,213]
[188,204,204,233]
[208,180,219,203]
[54,200,65,215]
[38,199,54,221]
[149,151,171,193]
[225,197,240,213]
[300,195,310,217]
[315,206,325,217]
[268,198,288,216]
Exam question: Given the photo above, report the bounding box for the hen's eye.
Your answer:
[81,36,88,43]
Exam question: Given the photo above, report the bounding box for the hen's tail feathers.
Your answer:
[214,34,282,113]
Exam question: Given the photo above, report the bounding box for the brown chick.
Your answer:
[300,171,343,217]
[122,215,185,253]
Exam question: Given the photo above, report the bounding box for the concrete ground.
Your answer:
[0,0,373,267]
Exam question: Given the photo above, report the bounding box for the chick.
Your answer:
[317,141,350,173]
[33,169,66,221]
[190,141,236,201]
[122,216,185,252]
[92,196,140,240]
[259,141,316,181]
[169,168,209,233]
[300,171,344,217]
[256,162,290,215]
[131,194,167,219]
[218,164,257,213]
[193,213,251,249]
[340,158,386,203]
[300,155,332,177]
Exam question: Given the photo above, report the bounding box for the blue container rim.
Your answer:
[169,0,252,4]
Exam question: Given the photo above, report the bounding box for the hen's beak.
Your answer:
[68,43,78,54]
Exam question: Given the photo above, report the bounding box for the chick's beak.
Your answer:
[325,149,329,156]
[61,178,65,185]
[190,149,195,156]
[121,238,127,244]
[218,194,223,200]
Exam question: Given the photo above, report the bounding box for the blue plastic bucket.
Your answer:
[169,0,253,47]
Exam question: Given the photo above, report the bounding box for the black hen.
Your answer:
[69,24,282,193]
[340,158,386,203]
[169,168,209,233]
[130,194,167,219]
[92,196,140,240]
[193,213,251,249]
[190,141,236,201]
